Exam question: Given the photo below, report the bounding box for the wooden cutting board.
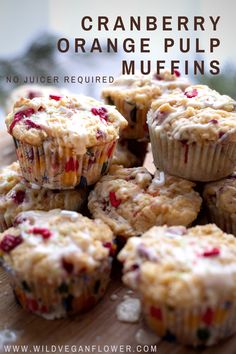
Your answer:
[0,130,236,354]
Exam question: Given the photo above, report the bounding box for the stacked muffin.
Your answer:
[1,75,236,348]
[102,75,236,346]
[0,86,126,318]
[103,69,190,168]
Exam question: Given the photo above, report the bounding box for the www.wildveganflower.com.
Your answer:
[2,344,158,353]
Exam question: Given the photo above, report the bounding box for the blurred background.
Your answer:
[0,0,236,124]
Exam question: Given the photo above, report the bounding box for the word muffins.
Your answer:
[5,94,127,189]
[88,165,202,240]
[118,224,236,346]
[0,209,114,319]
[147,85,236,181]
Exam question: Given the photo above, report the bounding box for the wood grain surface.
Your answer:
[0,130,236,354]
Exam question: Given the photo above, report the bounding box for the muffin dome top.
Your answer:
[5,94,127,154]
[0,162,87,226]
[6,84,69,114]
[148,85,236,143]
[88,165,202,239]
[203,171,236,213]
[118,224,236,307]
[0,209,113,281]
[102,70,190,107]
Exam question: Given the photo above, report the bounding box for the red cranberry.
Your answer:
[209,119,218,124]
[65,157,79,172]
[25,119,41,130]
[202,247,220,257]
[30,227,51,240]
[154,73,163,80]
[12,190,25,204]
[28,91,40,99]
[103,241,116,256]
[202,308,214,325]
[219,132,225,139]
[174,69,181,77]
[0,234,23,252]
[129,264,139,271]
[49,95,62,101]
[9,108,35,133]
[107,142,116,158]
[109,191,121,208]
[91,107,108,121]
[62,258,74,273]
[184,89,198,98]
[150,306,163,320]
[27,298,39,312]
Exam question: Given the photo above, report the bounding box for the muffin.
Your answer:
[0,209,114,319]
[203,171,236,235]
[6,84,69,114]
[0,162,87,231]
[147,85,236,182]
[118,224,236,346]
[88,165,202,241]
[112,139,148,168]
[5,94,127,189]
[102,70,190,140]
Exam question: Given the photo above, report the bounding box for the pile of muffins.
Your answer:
[1,71,236,347]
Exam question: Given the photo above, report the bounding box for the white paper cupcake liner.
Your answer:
[8,259,111,319]
[149,130,236,182]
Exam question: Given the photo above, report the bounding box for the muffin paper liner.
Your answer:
[106,96,149,140]
[149,130,236,182]
[14,138,117,189]
[142,298,236,346]
[206,205,236,236]
[8,259,111,319]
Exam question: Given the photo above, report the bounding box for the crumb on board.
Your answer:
[116,298,141,323]
[135,328,161,345]
[110,294,119,301]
